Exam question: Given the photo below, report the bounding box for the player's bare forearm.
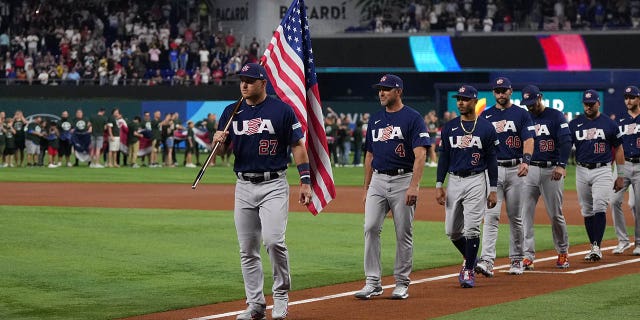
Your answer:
[212,131,229,155]
[291,139,309,165]
[614,145,625,165]
[291,140,312,205]
[405,146,426,205]
[523,137,534,155]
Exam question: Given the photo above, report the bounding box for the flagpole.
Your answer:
[190,97,242,189]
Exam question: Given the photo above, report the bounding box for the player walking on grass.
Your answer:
[475,77,535,277]
[212,63,312,320]
[611,85,640,256]
[355,74,429,299]
[436,85,498,288]
[519,85,572,270]
[569,89,625,262]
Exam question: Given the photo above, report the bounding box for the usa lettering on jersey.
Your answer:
[621,123,640,135]
[449,135,483,149]
[575,128,606,140]
[491,120,517,133]
[534,124,551,136]
[372,125,405,142]
[232,118,276,135]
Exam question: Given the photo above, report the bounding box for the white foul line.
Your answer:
[190,245,633,320]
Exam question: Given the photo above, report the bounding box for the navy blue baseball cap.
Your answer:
[583,89,600,103]
[452,84,478,99]
[493,77,512,90]
[372,74,403,89]
[521,85,542,106]
[624,85,640,97]
[238,63,267,80]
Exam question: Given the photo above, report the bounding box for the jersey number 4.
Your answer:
[259,139,278,155]
[395,143,406,157]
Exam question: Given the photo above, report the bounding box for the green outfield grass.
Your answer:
[0,153,580,189]
[435,273,640,320]
[0,205,606,320]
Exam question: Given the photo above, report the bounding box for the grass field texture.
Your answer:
[0,205,621,320]
[0,155,581,189]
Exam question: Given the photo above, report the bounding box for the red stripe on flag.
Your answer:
[262,0,336,214]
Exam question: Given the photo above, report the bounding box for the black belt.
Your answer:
[450,170,483,178]
[577,162,608,169]
[529,160,558,168]
[498,159,521,167]
[237,171,282,184]
[374,168,413,176]
[625,157,640,163]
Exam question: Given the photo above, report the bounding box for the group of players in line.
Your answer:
[355,75,640,300]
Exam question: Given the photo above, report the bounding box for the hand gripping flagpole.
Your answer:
[191,97,243,189]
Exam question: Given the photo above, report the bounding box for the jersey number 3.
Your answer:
[259,139,278,155]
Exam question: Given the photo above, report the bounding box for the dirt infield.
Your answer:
[2,182,638,320]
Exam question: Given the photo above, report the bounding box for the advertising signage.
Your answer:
[447,90,601,120]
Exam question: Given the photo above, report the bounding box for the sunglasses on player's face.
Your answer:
[625,95,639,100]
[456,97,471,102]
[493,88,509,94]
[583,102,597,108]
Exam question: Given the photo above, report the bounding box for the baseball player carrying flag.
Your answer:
[207,1,335,319]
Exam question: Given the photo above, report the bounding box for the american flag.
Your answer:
[261,0,336,215]
[245,118,263,135]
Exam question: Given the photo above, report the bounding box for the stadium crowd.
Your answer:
[0,108,226,168]
[356,0,640,33]
[1,1,639,87]
[0,0,261,86]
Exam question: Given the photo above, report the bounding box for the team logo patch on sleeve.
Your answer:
[292,122,301,130]
[419,132,429,137]
[560,123,569,128]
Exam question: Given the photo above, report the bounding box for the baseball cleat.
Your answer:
[354,284,383,299]
[236,305,266,320]
[633,246,640,256]
[556,253,570,268]
[474,259,494,278]
[459,269,475,288]
[391,283,409,299]
[584,242,603,261]
[523,258,534,270]
[612,242,633,254]
[272,297,288,320]
[508,259,524,275]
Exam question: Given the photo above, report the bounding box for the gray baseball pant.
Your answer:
[234,176,291,307]
[611,163,640,246]
[479,166,525,263]
[576,165,612,217]
[521,165,569,260]
[363,172,414,286]
[444,172,486,240]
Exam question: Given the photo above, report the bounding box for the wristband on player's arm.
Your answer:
[298,163,311,184]
[436,182,443,189]
[523,153,532,165]
[617,164,625,177]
